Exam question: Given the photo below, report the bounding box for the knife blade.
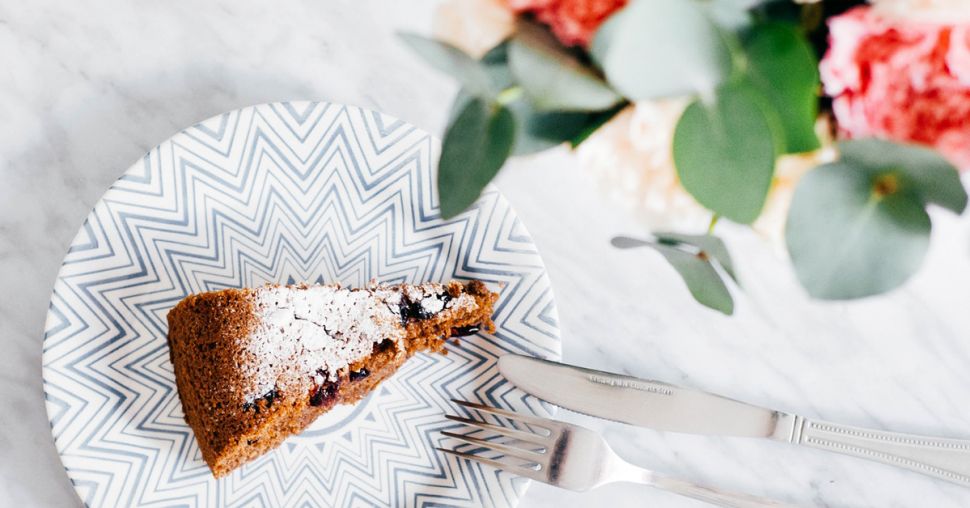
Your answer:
[498,354,970,487]
[498,354,785,438]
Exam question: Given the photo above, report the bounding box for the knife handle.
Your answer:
[792,416,970,486]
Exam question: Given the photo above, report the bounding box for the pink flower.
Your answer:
[820,6,970,171]
[507,0,627,47]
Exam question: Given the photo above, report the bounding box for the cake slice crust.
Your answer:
[166,280,496,477]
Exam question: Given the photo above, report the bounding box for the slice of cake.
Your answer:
[166,280,497,477]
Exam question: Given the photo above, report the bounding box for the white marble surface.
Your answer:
[2,1,970,506]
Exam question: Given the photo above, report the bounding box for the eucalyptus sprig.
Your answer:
[399,26,626,217]
[401,0,968,313]
[613,233,738,314]
[786,140,967,299]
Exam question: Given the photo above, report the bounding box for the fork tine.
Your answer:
[444,414,551,445]
[451,399,556,432]
[436,447,544,480]
[441,430,546,458]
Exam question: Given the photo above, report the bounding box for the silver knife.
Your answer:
[499,354,970,487]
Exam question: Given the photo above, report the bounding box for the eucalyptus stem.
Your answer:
[707,214,720,234]
[496,86,523,105]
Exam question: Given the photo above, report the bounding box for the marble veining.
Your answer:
[2,0,970,506]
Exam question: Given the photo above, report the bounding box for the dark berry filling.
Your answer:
[451,325,481,337]
[399,292,452,324]
[349,368,370,381]
[375,339,396,353]
[309,379,341,407]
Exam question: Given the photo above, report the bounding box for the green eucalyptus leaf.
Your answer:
[591,0,732,99]
[481,39,509,65]
[568,103,627,148]
[448,90,474,126]
[654,232,738,282]
[839,139,968,213]
[673,83,778,224]
[480,40,514,90]
[654,243,734,314]
[506,99,593,155]
[743,22,820,154]
[399,33,494,97]
[785,161,931,300]
[452,42,576,156]
[704,0,757,31]
[438,97,516,218]
[749,0,809,26]
[786,139,964,299]
[612,235,735,314]
[510,21,622,112]
[452,94,594,156]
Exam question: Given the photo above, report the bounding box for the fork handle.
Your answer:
[650,476,794,508]
[790,416,970,486]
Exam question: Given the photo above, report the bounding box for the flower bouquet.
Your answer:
[401,0,970,314]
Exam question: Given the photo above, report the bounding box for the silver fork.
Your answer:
[439,400,794,508]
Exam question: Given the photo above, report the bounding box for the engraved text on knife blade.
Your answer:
[586,374,673,396]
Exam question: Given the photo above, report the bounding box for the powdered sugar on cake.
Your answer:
[239,282,475,402]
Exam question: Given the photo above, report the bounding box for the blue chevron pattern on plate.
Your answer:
[42,102,561,507]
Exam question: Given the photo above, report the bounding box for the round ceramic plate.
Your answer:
[42,102,561,507]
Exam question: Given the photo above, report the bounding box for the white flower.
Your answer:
[579,99,836,252]
[433,0,515,58]
[577,98,713,233]
[871,0,970,23]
